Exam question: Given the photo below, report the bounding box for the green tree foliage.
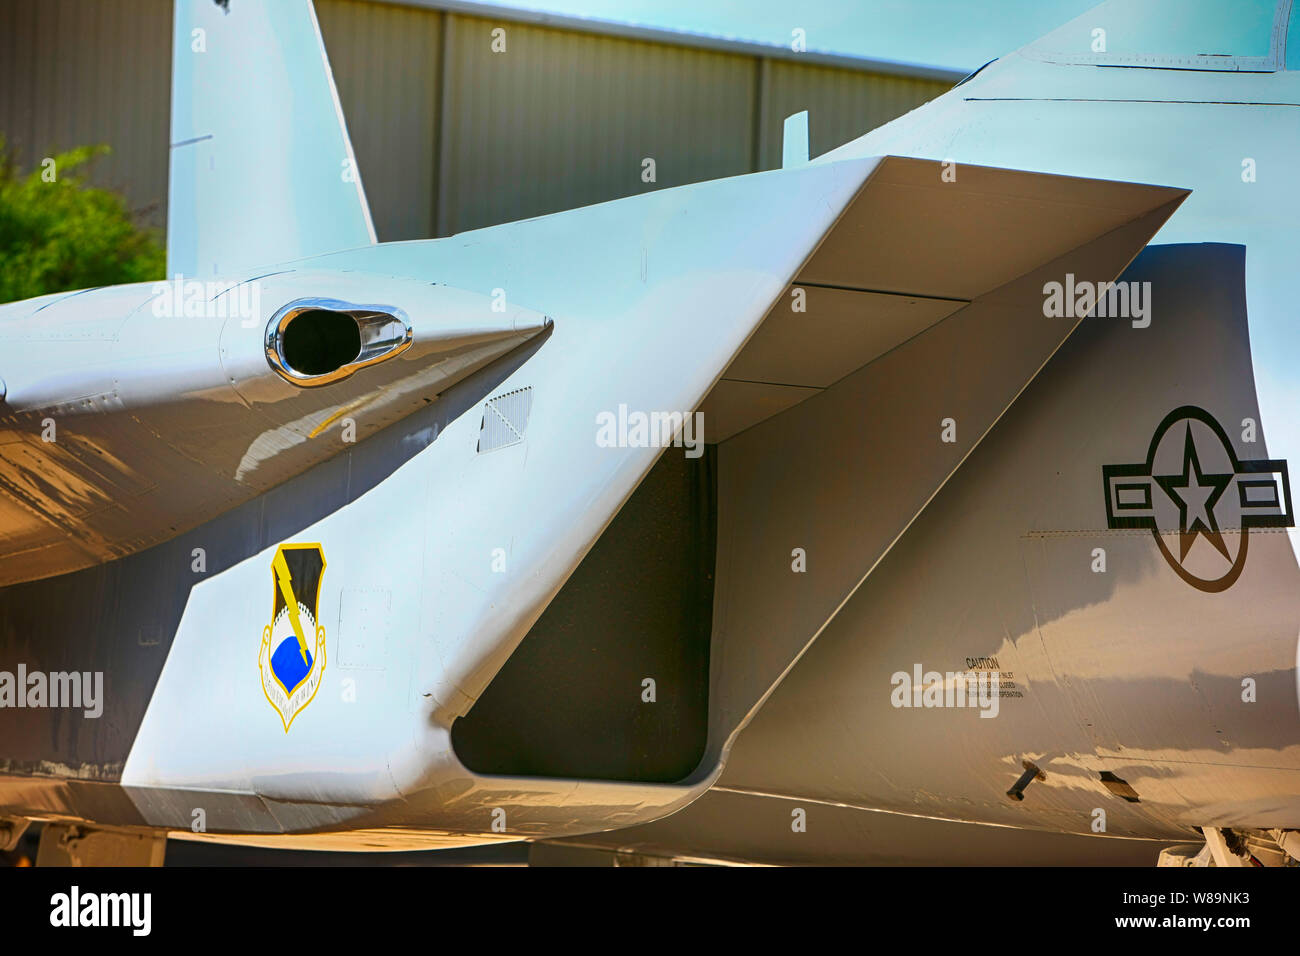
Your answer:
[0,140,165,304]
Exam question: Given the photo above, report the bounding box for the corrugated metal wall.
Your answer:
[759,60,945,170]
[316,0,442,240]
[433,15,757,235]
[0,0,172,229]
[0,0,952,243]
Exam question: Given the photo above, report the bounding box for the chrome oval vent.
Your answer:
[265,298,412,386]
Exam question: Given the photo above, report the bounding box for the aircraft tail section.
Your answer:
[166,0,375,278]
[699,158,1189,759]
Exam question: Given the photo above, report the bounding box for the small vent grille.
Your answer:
[477,386,533,453]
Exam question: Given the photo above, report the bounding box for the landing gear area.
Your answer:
[2,820,166,868]
[1159,827,1300,867]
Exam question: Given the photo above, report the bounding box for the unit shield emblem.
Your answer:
[258,543,328,731]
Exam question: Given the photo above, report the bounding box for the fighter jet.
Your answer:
[1,0,1298,867]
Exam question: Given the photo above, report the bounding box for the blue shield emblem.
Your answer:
[258,543,328,731]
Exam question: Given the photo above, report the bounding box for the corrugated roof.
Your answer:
[371,0,970,81]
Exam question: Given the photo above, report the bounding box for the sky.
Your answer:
[487,0,1103,72]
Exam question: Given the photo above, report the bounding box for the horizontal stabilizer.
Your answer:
[702,156,1187,439]
[701,157,1187,754]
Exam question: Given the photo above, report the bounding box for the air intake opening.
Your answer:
[265,298,413,387]
[280,309,362,376]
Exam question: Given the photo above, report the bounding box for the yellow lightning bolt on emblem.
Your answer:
[272,550,311,665]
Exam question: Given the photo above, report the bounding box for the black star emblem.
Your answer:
[1154,425,1232,562]
[1104,406,1294,592]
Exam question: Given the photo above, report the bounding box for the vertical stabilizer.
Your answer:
[167,0,376,277]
